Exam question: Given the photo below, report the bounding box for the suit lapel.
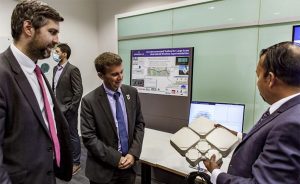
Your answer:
[238,112,279,145]
[56,62,70,88]
[234,95,300,155]
[121,86,133,141]
[52,66,58,90]
[98,85,118,137]
[5,48,51,137]
[54,65,58,74]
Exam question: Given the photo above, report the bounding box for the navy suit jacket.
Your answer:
[0,48,72,184]
[81,84,145,183]
[218,95,300,184]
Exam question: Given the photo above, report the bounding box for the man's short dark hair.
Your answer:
[57,43,71,59]
[260,41,300,86]
[11,0,64,41]
[94,52,122,74]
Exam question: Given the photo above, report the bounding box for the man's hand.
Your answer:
[203,154,221,173]
[118,154,135,169]
[118,156,126,168]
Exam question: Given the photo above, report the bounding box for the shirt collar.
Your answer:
[10,43,36,73]
[103,83,122,96]
[57,61,68,70]
[269,93,300,114]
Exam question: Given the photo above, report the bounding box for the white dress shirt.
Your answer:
[210,92,300,184]
[10,44,57,131]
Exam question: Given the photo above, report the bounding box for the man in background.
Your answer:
[52,43,83,175]
[204,41,300,184]
[0,0,72,183]
[81,52,145,184]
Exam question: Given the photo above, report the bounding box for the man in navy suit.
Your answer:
[81,52,145,184]
[204,41,300,184]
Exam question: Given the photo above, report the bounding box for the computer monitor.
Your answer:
[293,25,300,44]
[189,101,245,132]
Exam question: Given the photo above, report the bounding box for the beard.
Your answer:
[27,35,53,60]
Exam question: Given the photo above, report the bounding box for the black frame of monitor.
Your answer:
[189,101,245,132]
[293,25,300,42]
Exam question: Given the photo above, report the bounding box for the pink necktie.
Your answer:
[34,65,61,167]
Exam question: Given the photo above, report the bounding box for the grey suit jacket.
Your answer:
[81,84,145,183]
[52,62,83,113]
[217,95,300,184]
[0,48,73,184]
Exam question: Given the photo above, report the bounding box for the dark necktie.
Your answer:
[35,65,61,167]
[259,109,270,123]
[113,92,128,155]
[58,65,63,71]
[253,108,271,129]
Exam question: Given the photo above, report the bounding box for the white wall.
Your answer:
[0,0,15,38]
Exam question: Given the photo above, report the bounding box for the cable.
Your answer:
[186,171,212,184]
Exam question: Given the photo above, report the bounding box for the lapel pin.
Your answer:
[126,94,130,100]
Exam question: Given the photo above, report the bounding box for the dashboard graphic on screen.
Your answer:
[293,25,300,44]
[189,101,245,132]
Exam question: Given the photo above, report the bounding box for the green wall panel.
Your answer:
[118,36,173,84]
[118,10,172,37]
[260,0,300,22]
[173,28,258,132]
[173,0,260,31]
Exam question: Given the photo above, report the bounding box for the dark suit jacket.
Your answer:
[81,84,145,183]
[0,48,73,184]
[52,62,83,114]
[218,95,300,184]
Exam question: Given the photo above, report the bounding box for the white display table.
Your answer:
[140,128,234,183]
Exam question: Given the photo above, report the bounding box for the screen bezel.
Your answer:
[293,25,300,42]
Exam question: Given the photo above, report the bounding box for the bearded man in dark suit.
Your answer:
[0,1,72,183]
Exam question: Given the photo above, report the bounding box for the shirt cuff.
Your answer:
[211,169,223,184]
[237,132,243,141]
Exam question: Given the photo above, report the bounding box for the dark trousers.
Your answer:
[90,169,136,184]
[65,110,81,164]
